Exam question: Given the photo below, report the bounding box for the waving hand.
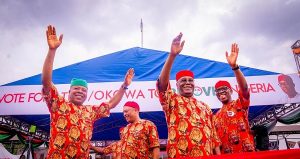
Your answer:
[170,32,185,56]
[46,25,63,50]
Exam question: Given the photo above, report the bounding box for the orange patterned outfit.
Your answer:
[213,91,255,154]
[116,119,160,159]
[103,141,122,158]
[43,84,110,159]
[157,83,221,158]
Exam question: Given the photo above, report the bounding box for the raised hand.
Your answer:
[46,25,63,50]
[170,32,185,56]
[226,43,239,68]
[124,68,134,86]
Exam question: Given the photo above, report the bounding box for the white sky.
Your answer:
[1,0,300,85]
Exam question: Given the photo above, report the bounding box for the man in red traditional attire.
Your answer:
[42,25,134,159]
[156,33,221,158]
[213,43,255,154]
[277,74,300,104]
[91,101,160,159]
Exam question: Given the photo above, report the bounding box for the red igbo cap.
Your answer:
[124,101,140,111]
[215,80,232,90]
[278,74,293,84]
[176,70,194,81]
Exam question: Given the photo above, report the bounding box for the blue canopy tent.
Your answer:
[3,47,278,140]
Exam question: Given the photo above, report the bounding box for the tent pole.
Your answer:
[140,18,143,48]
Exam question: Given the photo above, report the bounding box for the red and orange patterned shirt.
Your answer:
[114,119,160,159]
[103,141,122,159]
[157,83,221,158]
[43,84,110,159]
[213,91,255,154]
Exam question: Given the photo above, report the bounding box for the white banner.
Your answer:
[1,73,299,115]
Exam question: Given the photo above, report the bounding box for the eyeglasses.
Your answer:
[215,87,230,94]
[278,82,288,87]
